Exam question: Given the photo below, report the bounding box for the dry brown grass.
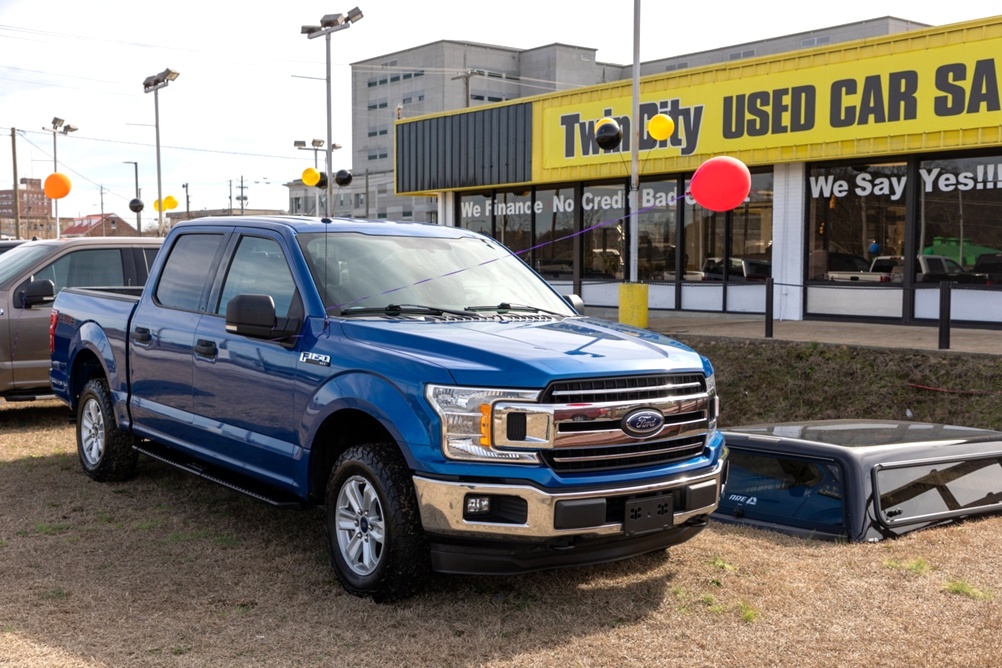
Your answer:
[3,364,1002,667]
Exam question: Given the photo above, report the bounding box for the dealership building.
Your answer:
[286,14,1002,328]
[294,15,1002,327]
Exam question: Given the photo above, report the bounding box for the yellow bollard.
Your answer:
[618,282,649,329]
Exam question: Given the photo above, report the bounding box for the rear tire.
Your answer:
[77,378,138,482]
[324,444,429,601]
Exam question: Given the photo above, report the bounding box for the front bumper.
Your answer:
[412,455,728,574]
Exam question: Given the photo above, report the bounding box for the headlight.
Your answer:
[705,372,719,431]
[426,384,540,463]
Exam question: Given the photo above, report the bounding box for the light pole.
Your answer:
[43,117,78,239]
[302,7,363,218]
[295,138,341,215]
[142,68,179,236]
[123,161,140,232]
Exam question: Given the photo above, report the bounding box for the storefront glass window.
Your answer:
[637,180,681,281]
[684,185,725,279]
[582,183,625,280]
[457,193,492,237]
[683,171,773,282]
[918,154,1002,278]
[807,162,907,281]
[494,191,533,259]
[534,188,576,280]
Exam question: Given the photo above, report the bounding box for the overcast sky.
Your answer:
[1,1,1000,229]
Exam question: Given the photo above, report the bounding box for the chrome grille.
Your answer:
[540,435,706,473]
[493,373,714,473]
[542,374,706,404]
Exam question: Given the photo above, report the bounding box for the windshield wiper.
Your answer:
[464,302,565,316]
[340,303,472,318]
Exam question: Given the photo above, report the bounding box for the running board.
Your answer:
[133,441,304,509]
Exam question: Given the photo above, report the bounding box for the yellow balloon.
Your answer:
[164,195,178,210]
[153,199,161,212]
[302,167,320,187]
[648,113,675,142]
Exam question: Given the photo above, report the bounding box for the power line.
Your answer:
[7,127,304,161]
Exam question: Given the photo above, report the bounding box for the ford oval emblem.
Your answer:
[622,409,664,437]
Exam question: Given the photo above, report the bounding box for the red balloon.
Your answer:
[689,156,751,212]
[44,172,72,200]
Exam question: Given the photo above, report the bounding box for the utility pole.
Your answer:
[123,161,140,234]
[451,68,485,108]
[182,182,190,219]
[99,185,106,236]
[236,176,248,214]
[11,128,21,239]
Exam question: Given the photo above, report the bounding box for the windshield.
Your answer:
[297,231,575,316]
[0,243,56,287]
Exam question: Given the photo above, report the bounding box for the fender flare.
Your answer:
[66,321,130,429]
[300,370,440,471]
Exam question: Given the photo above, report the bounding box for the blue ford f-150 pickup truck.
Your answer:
[49,215,727,601]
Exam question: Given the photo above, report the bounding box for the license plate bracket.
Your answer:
[624,493,674,535]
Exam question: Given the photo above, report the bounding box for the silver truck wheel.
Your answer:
[76,378,138,482]
[334,474,386,576]
[325,444,429,601]
[79,394,107,468]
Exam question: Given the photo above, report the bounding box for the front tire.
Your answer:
[77,378,138,482]
[325,444,429,601]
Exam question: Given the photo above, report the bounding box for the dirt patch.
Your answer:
[3,340,1002,667]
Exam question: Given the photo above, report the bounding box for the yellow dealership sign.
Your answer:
[536,19,1002,180]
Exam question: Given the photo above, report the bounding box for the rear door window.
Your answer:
[155,234,224,311]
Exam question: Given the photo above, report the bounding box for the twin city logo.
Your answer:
[559,99,705,158]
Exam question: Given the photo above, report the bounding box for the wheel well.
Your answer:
[69,350,105,408]
[308,408,397,504]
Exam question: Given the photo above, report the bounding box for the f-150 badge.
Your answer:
[300,352,331,367]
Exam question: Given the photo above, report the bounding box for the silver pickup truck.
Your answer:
[0,236,162,401]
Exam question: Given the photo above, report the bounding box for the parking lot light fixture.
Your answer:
[302,7,363,217]
[143,68,179,236]
[43,117,78,239]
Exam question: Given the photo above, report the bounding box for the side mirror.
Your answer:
[225,293,300,342]
[562,293,585,313]
[19,279,55,308]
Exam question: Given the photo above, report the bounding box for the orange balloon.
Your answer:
[44,172,72,199]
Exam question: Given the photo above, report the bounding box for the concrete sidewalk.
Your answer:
[585,308,1001,356]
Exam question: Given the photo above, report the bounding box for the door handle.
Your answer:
[194,339,218,358]
[133,326,151,343]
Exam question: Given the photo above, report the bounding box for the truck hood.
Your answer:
[338,315,708,387]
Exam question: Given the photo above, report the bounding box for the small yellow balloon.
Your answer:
[648,113,675,142]
[302,167,320,187]
[153,199,161,212]
[164,195,178,210]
